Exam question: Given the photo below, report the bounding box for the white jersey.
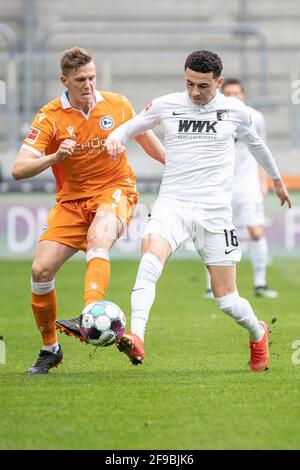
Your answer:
[137,91,255,207]
[109,90,280,229]
[233,105,266,203]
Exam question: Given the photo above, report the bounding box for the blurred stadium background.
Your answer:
[1,0,300,258]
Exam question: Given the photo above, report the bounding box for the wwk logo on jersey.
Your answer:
[26,127,40,143]
[178,120,217,133]
[100,116,114,130]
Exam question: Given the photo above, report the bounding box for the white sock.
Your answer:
[31,279,55,294]
[43,342,59,353]
[131,253,163,341]
[249,237,268,288]
[215,291,264,341]
[204,266,212,290]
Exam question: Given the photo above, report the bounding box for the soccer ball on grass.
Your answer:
[79,301,126,347]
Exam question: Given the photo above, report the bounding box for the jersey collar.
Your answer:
[60,90,104,109]
[201,90,220,111]
[185,89,220,111]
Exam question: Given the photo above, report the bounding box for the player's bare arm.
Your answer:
[134,130,165,165]
[12,137,77,180]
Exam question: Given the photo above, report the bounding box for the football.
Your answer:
[79,300,126,347]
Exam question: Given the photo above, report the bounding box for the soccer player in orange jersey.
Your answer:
[12,47,165,374]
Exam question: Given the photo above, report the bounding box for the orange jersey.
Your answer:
[22,90,136,202]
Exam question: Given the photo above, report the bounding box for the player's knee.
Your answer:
[87,236,106,250]
[87,235,97,247]
[251,232,262,241]
[249,226,264,240]
[31,261,54,282]
[141,238,170,265]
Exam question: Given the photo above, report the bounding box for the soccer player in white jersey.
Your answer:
[105,50,291,371]
[203,78,278,300]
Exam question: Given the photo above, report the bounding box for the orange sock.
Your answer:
[84,257,110,306]
[31,289,57,346]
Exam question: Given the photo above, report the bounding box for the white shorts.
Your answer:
[232,199,265,228]
[144,198,241,265]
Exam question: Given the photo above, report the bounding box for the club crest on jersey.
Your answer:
[26,127,40,143]
[216,109,229,121]
[100,116,114,130]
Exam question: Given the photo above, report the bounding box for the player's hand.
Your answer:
[105,138,125,160]
[53,136,77,162]
[273,178,292,208]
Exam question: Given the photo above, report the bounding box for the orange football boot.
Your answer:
[249,321,269,371]
[117,330,145,366]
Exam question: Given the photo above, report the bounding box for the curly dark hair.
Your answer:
[185,50,223,78]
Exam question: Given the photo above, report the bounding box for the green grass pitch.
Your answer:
[0,258,299,450]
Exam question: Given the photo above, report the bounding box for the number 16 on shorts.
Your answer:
[224,229,239,255]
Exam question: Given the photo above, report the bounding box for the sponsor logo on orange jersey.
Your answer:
[73,137,106,157]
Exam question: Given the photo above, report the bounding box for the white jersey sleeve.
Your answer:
[232,105,266,203]
[108,98,162,144]
[253,108,267,140]
[237,106,280,180]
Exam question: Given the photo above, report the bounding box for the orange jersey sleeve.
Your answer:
[22,101,60,156]
[21,91,137,202]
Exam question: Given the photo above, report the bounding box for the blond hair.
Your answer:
[60,47,93,76]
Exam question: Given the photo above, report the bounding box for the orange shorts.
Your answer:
[39,183,138,251]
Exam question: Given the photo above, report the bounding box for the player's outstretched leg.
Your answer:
[117,252,163,365]
[28,345,63,374]
[56,247,111,342]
